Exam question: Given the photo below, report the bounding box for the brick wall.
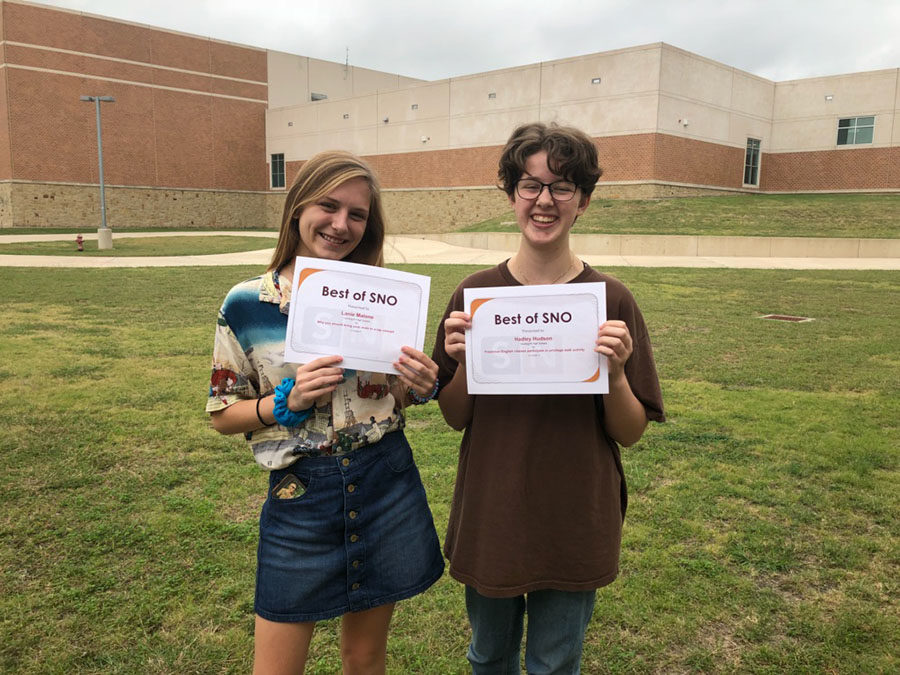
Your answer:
[0,67,11,180]
[653,134,745,188]
[284,145,503,191]
[761,147,900,191]
[286,133,742,191]
[595,134,657,181]
[0,0,267,191]
[1,2,266,77]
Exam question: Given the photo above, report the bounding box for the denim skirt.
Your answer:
[254,430,444,623]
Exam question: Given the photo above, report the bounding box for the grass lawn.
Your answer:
[464,193,900,239]
[0,236,275,257]
[1,264,897,673]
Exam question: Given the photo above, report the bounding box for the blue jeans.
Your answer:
[465,586,597,675]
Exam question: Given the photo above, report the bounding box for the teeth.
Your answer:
[319,233,345,244]
[532,215,556,223]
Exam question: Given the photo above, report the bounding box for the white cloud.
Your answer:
[33,0,900,81]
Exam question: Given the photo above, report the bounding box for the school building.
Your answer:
[0,0,897,230]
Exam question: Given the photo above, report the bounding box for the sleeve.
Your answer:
[205,305,259,413]
[614,289,665,423]
[431,283,466,398]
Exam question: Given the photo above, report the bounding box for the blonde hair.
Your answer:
[269,150,386,271]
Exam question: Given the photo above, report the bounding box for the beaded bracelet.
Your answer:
[272,377,314,427]
[409,377,439,405]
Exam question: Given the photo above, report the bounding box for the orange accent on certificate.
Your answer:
[284,256,431,376]
[297,268,323,288]
[463,283,608,395]
[469,297,493,318]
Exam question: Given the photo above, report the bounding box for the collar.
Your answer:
[260,269,291,315]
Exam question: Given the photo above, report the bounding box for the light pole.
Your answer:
[80,95,115,250]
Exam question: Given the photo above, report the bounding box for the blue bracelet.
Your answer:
[409,377,439,404]
[272,378,314,427]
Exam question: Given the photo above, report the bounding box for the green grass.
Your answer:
[1,265,898,673]
[0,236,275,257]
[464,193,900,239]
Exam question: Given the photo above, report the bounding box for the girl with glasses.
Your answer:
[432,123,665,673]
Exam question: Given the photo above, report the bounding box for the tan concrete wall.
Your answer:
[379,183,744,233]
[448,63,541,147]
[449,64,541,115]
[376,82,452,152]
[771,69,899,152]
[0,182,11,225]
[538,46,661,135]
[268,51,311,109]
[594,183,746,199]
[657,45,775,151]
[894,78,900,145]
[422,232,900,258]
[659,45,735,109]
[263,42,897,195]
[268,44,667,163]
[381,187,509,233]
[1,181,279,229]
[267,50,424,115]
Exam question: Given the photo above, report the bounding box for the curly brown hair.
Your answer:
[498,122,602,199]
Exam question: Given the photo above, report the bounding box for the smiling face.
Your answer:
[295,177,371,260]
[511,150,590,251]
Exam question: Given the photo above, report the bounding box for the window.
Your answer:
[271,153,285,189]
[837,116,874,145]
[743,138,761,187]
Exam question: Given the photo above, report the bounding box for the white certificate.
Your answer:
[464,283,607,395]
[284,256,430,375]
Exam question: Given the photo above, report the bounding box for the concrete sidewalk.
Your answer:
[1,232,898,270]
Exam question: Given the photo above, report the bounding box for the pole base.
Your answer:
[97,228,113,250]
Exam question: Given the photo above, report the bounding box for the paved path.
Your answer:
[1,231,898,270]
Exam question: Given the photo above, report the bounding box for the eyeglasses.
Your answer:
[514,178,578,202]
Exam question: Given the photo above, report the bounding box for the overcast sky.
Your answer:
[36,0,900,82]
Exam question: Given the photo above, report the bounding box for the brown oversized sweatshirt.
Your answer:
[432,261,665,597]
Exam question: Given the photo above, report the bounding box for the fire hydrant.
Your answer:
[76,234,84,251]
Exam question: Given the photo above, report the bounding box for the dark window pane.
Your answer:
[858,116,875,126]
[837,128,849,145]
[743,139,760,185]
[271,153,286,188]
[838,118,851,128]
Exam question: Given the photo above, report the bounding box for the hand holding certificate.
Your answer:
[463,283,608,394]
[284,256,430,375]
